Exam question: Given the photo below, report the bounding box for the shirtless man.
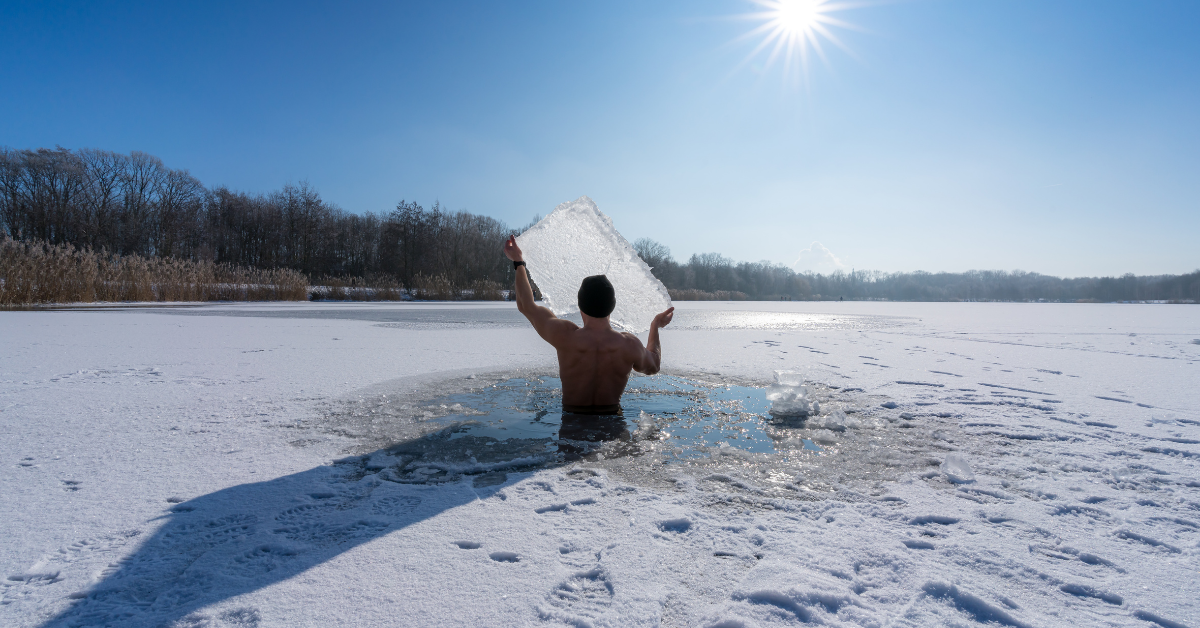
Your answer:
[504,235,674,415]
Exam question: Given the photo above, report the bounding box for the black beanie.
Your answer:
[578,275,616,318]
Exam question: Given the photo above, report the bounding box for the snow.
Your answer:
[516,196,671,332]
[1,301,1199,627]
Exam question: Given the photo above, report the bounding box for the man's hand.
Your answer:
[635,306,674,375]
[504,235,524,262]
[652,306,674,330]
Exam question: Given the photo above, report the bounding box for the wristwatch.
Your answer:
[513,261,526,270]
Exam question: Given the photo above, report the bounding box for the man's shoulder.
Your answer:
[549,317,580,330]
[618,331,644,346]
[538,317,579,346]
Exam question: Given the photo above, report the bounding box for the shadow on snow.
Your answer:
[40,415,632,627]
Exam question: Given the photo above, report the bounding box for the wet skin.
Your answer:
[504,235,674,407]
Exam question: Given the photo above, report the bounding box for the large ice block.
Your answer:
[516,196,672,333]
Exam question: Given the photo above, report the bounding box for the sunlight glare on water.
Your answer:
[427,375,824,462]
[671,310,903,331]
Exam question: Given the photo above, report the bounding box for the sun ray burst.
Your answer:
[734,0,859,87]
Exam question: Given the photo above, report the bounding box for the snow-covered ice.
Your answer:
[516,196,672,332]
[2,301,1198,627]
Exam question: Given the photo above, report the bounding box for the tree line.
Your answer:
[0,146,516,293]
[633,239,1200,303]
[3,146,1196,302]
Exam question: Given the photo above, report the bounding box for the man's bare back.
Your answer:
[504,235,673,411]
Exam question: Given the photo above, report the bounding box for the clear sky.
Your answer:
[2,0,1197,277]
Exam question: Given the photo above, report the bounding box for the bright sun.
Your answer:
[736,0,855,84]
[776,0,822,33]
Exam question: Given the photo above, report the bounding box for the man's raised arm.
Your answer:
[504,235,574,343]
[633,306,674,375]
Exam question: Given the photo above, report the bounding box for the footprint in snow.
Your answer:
[223,543,301,578]
[909,515,959,526]
[274,519,389,547]
[7,529,143,595]
[274,504,330,525]
[175,607,263,628]
[657,518,692,534]
[219,607,262,627]
[160,514,257,551]
[535,497,597,514]
[555,540,599,570]
[371,495,421,517]
[540,568,614,624]
[59,530,142,561]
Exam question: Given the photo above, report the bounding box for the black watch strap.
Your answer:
[513,260,526,270]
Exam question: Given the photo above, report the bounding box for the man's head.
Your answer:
[578,275,616,318]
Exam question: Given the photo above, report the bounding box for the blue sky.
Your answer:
[2,0,1197,276]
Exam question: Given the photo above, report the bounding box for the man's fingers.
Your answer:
[652,307,674,328]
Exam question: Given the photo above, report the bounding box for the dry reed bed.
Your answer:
[1,238,307,305]
[409,273,503,301]
[307,273,505,301]
[668,288,749,301]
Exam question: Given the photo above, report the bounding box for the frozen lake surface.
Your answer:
[1,301,1198,627]
[156,301,909,332]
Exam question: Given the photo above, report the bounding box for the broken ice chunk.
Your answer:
[767,370,820,417]
[810,429,838,445]
[515,196,671,333]
[941,454,975,483]
[814,408,860,431]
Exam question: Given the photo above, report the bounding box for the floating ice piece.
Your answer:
[767,371,820,417]
[515,196,671,333]
[941,454,975,483]
[808,408,860,431]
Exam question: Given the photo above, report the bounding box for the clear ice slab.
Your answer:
[516,196,671,333]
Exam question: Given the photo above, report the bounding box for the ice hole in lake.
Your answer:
[416,375,827,467]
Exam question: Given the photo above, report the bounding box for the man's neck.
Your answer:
[580,313,612,331]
